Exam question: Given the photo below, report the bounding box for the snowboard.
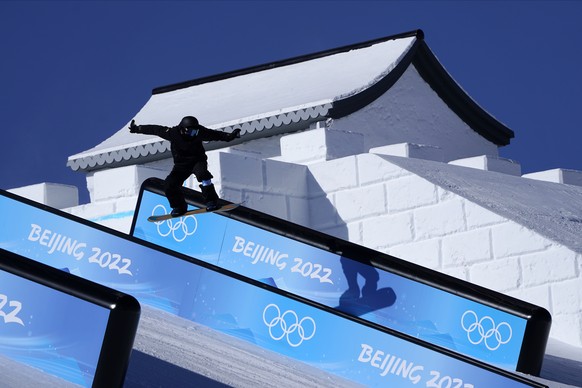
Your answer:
[147,202,242,222]
[336,287,396,316]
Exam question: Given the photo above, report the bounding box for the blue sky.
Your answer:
[1,1,581,204]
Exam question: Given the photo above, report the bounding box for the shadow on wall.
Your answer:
[306,174,398,316]
[305,171,348,239]
[305,167,582,387]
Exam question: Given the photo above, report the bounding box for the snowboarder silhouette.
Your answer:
[129,116,240,216]
[338,256,396,316]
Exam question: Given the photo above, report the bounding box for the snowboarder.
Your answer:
[129,116,241,216]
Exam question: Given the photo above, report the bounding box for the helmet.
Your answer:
[179,116,199,129]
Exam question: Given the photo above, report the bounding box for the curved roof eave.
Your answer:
[66,103,333,172]
[68,30,422,172]
[67,29,513,172]
[329,31,424,119]
[328,35,514,147]
[411,41,514,146]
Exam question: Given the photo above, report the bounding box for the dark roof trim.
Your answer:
[412,41,514,146]
[152,30,423,95]
[329,34,514,146]
[153,28,513,146]
[329,31,424,119]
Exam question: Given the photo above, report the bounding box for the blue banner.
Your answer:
[0,267,109,387]
[190,268,536,387]
[0,194,202,317]
[0,191,542,387]
[133,189,527,371]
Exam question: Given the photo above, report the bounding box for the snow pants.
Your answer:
[164,161,214,210]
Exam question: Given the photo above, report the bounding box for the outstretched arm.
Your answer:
[197,126,241,142]
[128,119,171,140]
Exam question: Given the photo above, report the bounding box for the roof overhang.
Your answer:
[67,29,514,173]
[67,103,332,171]
[412,41,514,146]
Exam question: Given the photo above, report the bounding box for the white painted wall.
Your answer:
[63,164,168,230]
[524,168,582,186]
[12,63,581,348]
[49,119,582,346]
[304,150,581,346]
[179,127,582,345]
[331,66,500,161]
[8,183,78,209]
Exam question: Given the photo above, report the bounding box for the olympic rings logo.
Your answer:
[461,310,512,351]
[151,204,198,242]
[262,304,316,348]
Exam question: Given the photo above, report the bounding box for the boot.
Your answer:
[200,184,219,211]
[170,205,188,217]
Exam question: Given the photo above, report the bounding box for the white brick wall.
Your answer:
[520,247,578,287]
[12,53,580,353]
[552,278,582,315]
[211,151,263,190]
[414,199,466,239]
[308,194,340,229]
[469,258,521,292]
[243,191,289,220]
[371,143,444,162]
[357,153,409,185]
[464,200,507,228]
[265,159,308,196]
[64,196,137,232]
[308,156,359,193]
[334,184,386,222]
[55,130,582,346]
[212,151,311,225]
[386,174,438,212]
[362,212,414,248]
[8,183,78,209]
[508,284,551,309]
[300,152,582,345]
[280,126,365,164]
[442,228,492,266]
[449,155,522,176]
[67,200,116,220]
[524,168,582,187]
[60,164,170,233]
[91,165,168,201]
[491,223,552,258]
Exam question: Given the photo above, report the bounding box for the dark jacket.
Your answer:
[138,125,231,166]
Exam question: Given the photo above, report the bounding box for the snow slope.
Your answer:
[384,155,582,254]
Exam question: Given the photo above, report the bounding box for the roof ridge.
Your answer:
[152,30,424,95]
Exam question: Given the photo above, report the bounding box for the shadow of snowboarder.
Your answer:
[337,256,396,316]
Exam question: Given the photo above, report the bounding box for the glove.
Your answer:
[227,128,241,141]
[128,119,140,133]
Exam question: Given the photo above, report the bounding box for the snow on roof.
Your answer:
[67,30,514,172]
[384,154,582,254]
[68,32,418,171]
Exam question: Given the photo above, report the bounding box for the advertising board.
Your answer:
[0,249,139,387]
[131,179,550,374]
[0,189,546,387]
